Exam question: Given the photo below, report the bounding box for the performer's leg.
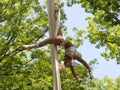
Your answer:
[22,36,64,50]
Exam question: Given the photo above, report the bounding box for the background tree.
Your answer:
[0,0,51,89]
[0,0,120,89]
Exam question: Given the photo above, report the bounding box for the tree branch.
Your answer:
[2,0,10,10]
[0,28,48,62]
[87,0,120,24]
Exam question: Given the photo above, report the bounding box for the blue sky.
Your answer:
[63,4,120,79]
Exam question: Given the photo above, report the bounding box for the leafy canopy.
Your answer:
[0,0,120,89]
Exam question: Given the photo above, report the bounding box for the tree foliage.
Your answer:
[0,0,120,89]
[66,0,120,64]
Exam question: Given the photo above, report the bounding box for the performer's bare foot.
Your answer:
[22,44,36,50]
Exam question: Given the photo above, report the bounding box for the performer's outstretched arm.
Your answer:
[69,64,83,82]
[63,55,82,82]
[73,55,91,74]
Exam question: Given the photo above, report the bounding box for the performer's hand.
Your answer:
[87,68,92,75]
[75,77,83,82]
[87,69,94,79]
[77,78,83,83]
